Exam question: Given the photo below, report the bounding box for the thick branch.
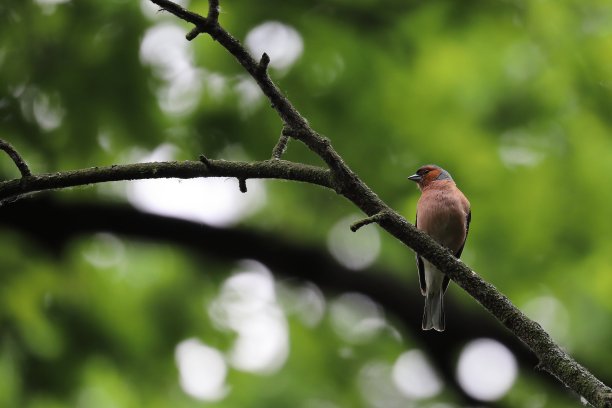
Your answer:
[147,1,612,405]
[0,159,331,204]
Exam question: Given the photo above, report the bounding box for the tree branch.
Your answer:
[0,159,331,204]
[146,1,612,405]
[0,138,31,177]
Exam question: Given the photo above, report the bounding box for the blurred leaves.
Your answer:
[1,0,612,406]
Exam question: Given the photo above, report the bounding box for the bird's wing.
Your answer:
[415,212,427,295]
[442,275,451,294]
[444,209,471,294]
[454,209,471,259]
[417,255,426,295]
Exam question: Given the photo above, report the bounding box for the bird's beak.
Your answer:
[407,173,421,182]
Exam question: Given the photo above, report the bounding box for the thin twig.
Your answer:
[258,52,270,74]
[238,178,247,193]
[152,0,208,27]
[199,154,211,167]
[350,211,392,232]
[152,0,213,41]
[208,0,219,22]
[271,127,291,160]
[186,27,201,41]
[0,139,31,177]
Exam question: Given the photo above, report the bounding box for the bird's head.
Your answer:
[408,164,453,190]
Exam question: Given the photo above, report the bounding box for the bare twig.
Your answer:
[258,52,270,74]
[154,0,218,42]
[199,154,211,167]
[152,0,214,41]
[351,211,392,232]
[271,127,291,160]
[153,0,208,28]
[0,139,31,177]
[186,27,201,41]
[208,0,220,22]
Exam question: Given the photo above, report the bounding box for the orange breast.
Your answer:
[416,183,469,253]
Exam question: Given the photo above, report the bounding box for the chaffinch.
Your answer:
[408,164,471,332]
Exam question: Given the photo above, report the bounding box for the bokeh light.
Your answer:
[139,23,203,116]
[392,349,443,399]
[82,233,126,269]
[358,361,407,408]
[126,144,266,226]
[208,261,289,374]
[175,338,228,401]
[523,295,570,347]
[245,21,303,71]
[330,293,386,344]
[277,282,326,328]
[327,214,380,270]
[456,338,518,401]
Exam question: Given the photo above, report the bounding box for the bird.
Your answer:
[408,164,471,332]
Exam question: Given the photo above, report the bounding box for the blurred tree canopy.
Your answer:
[1,0,612,407]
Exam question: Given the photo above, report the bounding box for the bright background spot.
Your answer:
[139,23,205,116]
[32,91,64,131]
[277,282,326,328]
[235,76,264,116]
[34,0,70,14]
[126,144,266,226]
[523,295,570,347]
[82,233,125,269]
[330,293,385,344]
[208,261,289,374]
[327,214,380,270]
[498,124,563,169]
[456,338,518,401]
[392,349,442,399]
[35,0,70,4]
[175,338,228,401]
[358,361,407,408]
[16,86,65,132]
[245,21,303,71]
[498,129,545,168]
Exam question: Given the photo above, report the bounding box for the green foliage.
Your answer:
[1,0,611,406]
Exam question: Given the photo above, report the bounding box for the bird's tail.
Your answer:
[422,290,445,332]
